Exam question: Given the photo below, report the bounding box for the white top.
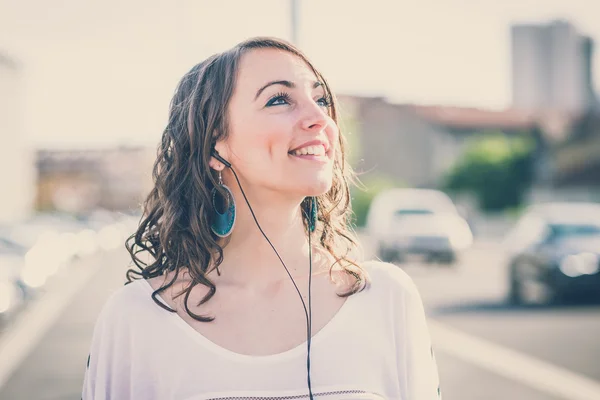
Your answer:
[82,261,441,399]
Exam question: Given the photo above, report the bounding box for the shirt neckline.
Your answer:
[136,277,360,364]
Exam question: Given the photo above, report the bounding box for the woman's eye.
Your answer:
[316,96,332,108]
[266,93,331,108]
[266,94,291,107]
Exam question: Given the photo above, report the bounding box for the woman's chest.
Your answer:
[176,281,349,357]
[138,344,395,400]
[132,287,399,400]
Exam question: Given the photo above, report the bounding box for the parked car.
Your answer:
[366,188,473,265]
[504,202,600,305]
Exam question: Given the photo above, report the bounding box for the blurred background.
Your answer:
[1,0,599,399]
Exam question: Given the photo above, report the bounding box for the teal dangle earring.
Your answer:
[307,196,318,233]
[210,169,236,237]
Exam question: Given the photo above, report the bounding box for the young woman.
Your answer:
[82,37,441,400]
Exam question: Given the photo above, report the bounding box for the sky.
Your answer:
[0,0,598,148]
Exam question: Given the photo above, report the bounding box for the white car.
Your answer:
[366,189,473,264]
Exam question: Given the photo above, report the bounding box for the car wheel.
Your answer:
[508,274,524,305]
[509,262,555,306]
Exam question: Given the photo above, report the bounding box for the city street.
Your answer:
[0,240,599,400]
[2,1,599,399]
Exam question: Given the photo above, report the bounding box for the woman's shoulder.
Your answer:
[107,278,149,305]
[359,259,420,298]
[95,279,153,325]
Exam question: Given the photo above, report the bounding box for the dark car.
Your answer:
[504,202,600,305]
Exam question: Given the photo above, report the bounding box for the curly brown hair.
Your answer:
[125,37,369,322]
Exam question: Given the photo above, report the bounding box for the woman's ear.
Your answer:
[210,142,230,169]
[209,158,223,171]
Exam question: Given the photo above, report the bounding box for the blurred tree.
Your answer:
[442,132,535,212]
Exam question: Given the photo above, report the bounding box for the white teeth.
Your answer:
[291,145,326,156]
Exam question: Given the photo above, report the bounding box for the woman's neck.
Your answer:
[209,191,329,288]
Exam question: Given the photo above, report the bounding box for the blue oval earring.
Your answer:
[210,170,236,237]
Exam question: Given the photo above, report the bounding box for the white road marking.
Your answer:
[0,256,103,389]
[430,319,600,400]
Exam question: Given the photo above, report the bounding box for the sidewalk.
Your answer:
[0,250,129,400]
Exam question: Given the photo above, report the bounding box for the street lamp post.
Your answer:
[290,0,299,45]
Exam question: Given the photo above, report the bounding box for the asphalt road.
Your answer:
[357,235,600,400]
[0,241,599,400]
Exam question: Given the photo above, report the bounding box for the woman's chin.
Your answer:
[299,178,333,197]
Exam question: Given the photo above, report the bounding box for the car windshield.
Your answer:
[394,209,434,216]
[549,224,600,238]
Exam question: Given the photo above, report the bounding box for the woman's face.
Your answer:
[215,48,338,200]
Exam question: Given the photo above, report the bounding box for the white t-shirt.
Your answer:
[82,261,441,399]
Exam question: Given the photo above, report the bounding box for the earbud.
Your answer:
[211,150,231,168]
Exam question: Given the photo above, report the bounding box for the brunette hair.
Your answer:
[125,37,368,321]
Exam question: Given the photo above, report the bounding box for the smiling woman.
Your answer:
[81,37,441,400]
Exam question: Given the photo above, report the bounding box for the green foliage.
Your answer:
[442,132,535,212]
[350,174,401,227]
[338,110,361,166]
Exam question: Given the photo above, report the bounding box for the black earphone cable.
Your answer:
[307,211,314,397]
[223,163,315,400]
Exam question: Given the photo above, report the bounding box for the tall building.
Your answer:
[0,52,35,223]
[512,20,595,113]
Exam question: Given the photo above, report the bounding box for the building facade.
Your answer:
[512,20,595,113]
[36,146,155,213]
[339,95,537,189]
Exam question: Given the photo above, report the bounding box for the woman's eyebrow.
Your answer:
[254,80,323,100]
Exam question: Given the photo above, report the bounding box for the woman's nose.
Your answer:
[300,101,328,132]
